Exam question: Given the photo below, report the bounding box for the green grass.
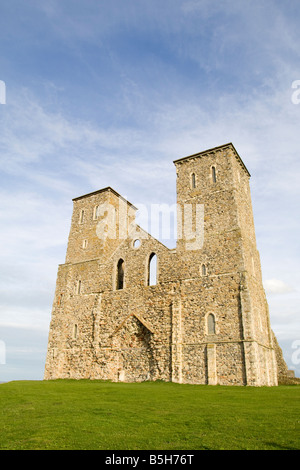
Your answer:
[0,380,299,450]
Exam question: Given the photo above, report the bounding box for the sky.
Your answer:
[0,0,300,382]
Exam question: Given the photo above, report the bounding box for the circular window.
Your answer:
[133,239,141,249]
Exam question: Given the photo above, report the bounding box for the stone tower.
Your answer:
[44,143,282,386]
[173,144,278,386]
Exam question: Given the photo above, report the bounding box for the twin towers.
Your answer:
[44,143,284,386]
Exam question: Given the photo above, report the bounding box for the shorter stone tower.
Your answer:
[45,143,286,385]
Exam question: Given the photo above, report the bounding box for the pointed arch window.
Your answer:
[201,264,207,276]
[211,166,217,183]
[117,259,125,290]
[148,253,157,286]
[207,314,216,335]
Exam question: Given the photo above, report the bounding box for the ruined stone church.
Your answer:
[44,143,288,386]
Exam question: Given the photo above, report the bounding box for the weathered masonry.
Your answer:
[45,143,289,386]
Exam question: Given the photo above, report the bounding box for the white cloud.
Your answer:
[264,279,294,295]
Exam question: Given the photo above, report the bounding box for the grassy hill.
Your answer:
[0,380,299,450]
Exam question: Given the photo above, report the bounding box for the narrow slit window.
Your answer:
[73,324,78,339]
[112,207,117,226]
[148,253,157,286]
[93,205,99,220]
[57,293,63,306]
[207,314,216,335]
[117,259,125,290]
[212,166,217,183]
[191,173,196,189]
[79,209,85,224]
[202,264,207,276]
[77,280,81,295]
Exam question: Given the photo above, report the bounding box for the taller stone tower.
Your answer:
[44,143,281,386]
[173,143,278,386]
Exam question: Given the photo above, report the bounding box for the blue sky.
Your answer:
[0,0,300,381]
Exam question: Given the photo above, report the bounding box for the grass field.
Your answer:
[0,380,299,450]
